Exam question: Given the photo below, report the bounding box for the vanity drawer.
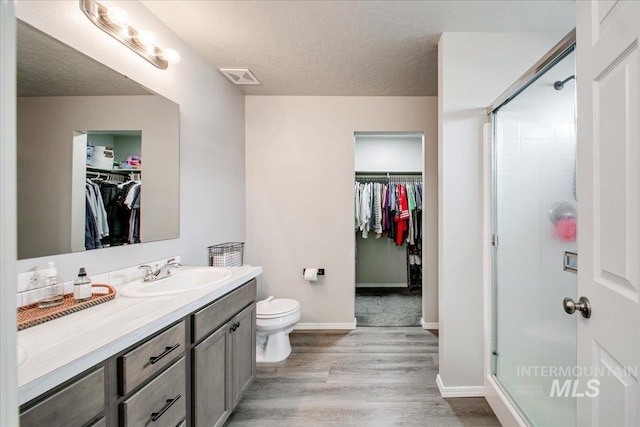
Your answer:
[193,279,256,342]
[119,320,185,395]
[121,357,186,427]
[89,418,106,427]
[21,367,105,427]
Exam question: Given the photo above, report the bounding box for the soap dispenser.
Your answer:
[73,268,92,302]
[38,262,63,308]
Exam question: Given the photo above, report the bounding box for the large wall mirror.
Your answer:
[17,21,180,260]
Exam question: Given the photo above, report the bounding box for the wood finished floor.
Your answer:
[225,327,500,427]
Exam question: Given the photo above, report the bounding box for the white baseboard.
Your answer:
[420,318,439,330]
[485,375,528,427]
[356,282,407,288]
[436,374,485,398]
[295,318,357,331]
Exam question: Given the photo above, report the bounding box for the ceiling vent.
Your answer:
[219,68,261,85]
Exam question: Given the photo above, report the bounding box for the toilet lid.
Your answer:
[257,297,300,318]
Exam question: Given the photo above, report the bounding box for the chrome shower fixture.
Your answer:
[554,75,575,90]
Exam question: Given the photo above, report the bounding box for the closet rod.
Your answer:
[86,169,139,182]
[356,172,422,180]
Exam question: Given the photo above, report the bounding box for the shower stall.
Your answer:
[488,31,577,426]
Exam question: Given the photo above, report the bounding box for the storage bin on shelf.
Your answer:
[208,242,244,267]
[86,145,114,170]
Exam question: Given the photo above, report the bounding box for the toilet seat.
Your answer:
[257,296,300,319]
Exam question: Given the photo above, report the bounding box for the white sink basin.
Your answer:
[17,345,27,367]
[119,266,232,297]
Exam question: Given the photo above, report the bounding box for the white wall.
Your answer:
[438,32,563,392]
[1,1,18,424]
[245,96,438,325]
[14,1,246,282]
[355,134,423,172]
[113,135,142,163]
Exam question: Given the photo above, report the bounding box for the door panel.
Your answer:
[592,343,639,426]
[594,46,638,291]
[577,1,640,425]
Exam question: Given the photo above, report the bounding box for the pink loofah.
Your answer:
[555,218,577,241]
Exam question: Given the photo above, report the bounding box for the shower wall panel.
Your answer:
[494,51,577,427]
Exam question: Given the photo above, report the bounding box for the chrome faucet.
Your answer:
[139,258,182,282]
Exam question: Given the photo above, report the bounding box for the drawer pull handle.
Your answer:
[149,343,180,365]
[151,393,181,422]
[229,322,241,333]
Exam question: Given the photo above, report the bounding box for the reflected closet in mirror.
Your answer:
[17,20,180,259]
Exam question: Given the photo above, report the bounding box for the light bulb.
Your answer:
[159,48,181,65]
[105,6,130,28]
[134,29,157,48]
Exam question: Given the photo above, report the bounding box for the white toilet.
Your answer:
[256,296,301,363]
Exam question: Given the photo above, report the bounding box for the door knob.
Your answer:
[563,296,591,319]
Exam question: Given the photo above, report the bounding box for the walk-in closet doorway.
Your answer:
[354,132,425,327]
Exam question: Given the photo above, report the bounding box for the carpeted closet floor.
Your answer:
[355,287,422,327]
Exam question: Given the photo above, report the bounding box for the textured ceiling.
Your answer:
[17,21,152,97]
[141,0,575,96]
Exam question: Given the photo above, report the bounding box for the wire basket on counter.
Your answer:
[208,242,244,267]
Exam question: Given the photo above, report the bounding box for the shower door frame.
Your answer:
[488,29,577,425]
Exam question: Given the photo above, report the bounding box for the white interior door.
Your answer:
[577,1,640,425]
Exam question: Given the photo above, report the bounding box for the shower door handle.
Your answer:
[563,296,591,319]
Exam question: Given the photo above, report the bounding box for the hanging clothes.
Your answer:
[354,176,422,247]
[395,184,409,246]
[373,183,383,238]
[380,183,388,235]
[359,183,371,238]
[406,184,415,245]
[85,179,109,250]
[85,172,142,249]
[124,182,141,243]
[354,175,424,290]
[85,193,102,250]
[355,181,362,230]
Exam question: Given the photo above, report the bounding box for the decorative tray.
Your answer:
[17,284,116,331]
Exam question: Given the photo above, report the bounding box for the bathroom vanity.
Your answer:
[18,265,261,427]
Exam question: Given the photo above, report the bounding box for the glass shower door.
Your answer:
[494,50,577,426]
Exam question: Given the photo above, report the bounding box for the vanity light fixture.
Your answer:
[159,48,181,65]
[133,29,157,49]
[80,0,180,69]
[104,6,130,28]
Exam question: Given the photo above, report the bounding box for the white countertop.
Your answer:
[17,265,262,406]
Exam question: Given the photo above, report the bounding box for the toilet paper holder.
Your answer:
[302,268,325,276]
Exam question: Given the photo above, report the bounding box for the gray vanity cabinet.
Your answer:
[192,280,257,427]
[119,320,185,395]
[192,302,256,427]
[20,279,257,427]
[192,324,231,427]
[89,418,107,427]
[117,321,187,427]
[120,357,186,427]
[20,367,105,427]
[229,303,256,408]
